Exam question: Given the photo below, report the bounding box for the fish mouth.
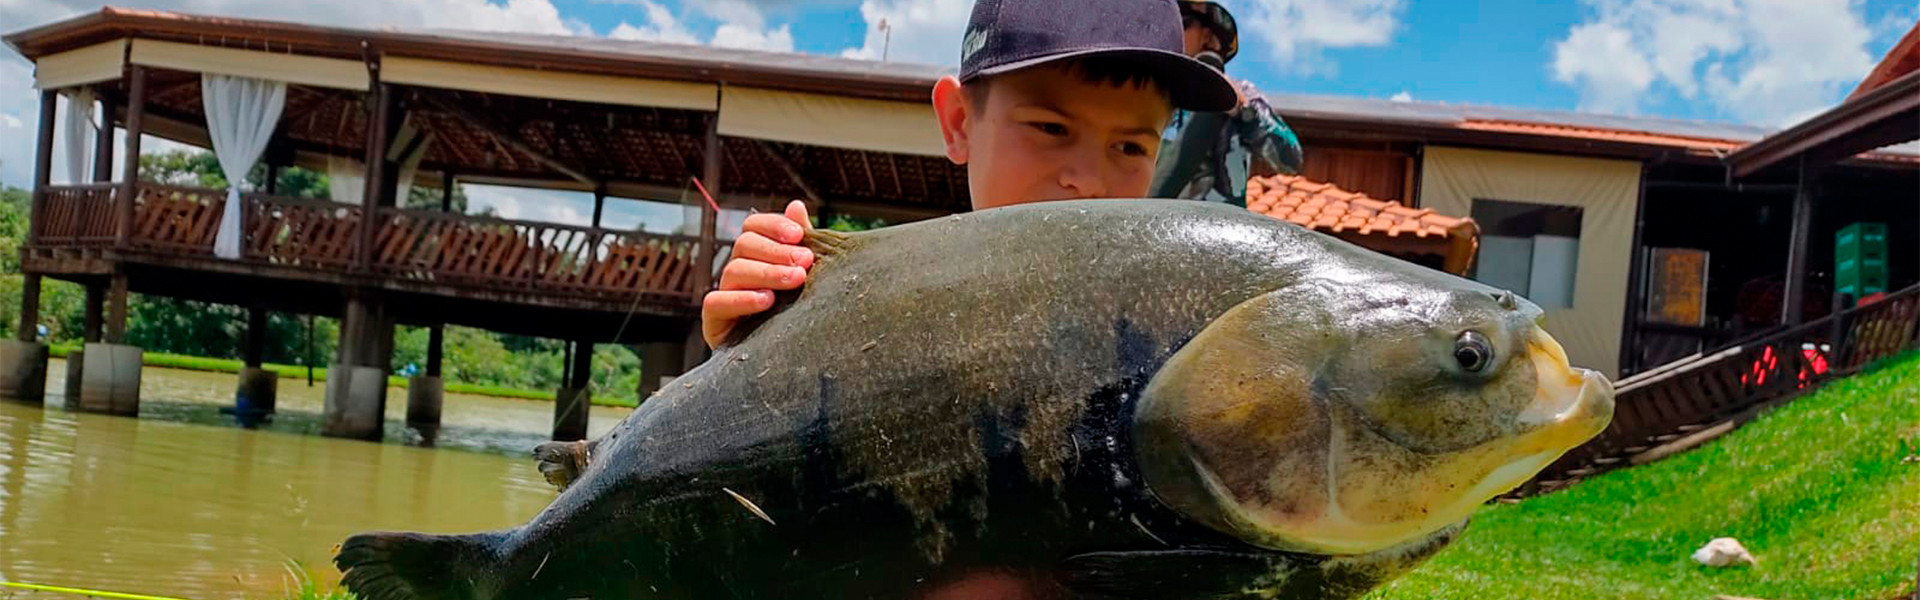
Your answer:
[1441,327,1616,511]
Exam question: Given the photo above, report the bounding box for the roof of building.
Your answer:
[1850,20,1920,100]
[1247,174,1480,275]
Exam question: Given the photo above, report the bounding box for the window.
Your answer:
[1470,199,1583,310]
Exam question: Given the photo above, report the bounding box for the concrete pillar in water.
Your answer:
[405,324,445,440]
[63,284,104,408]
[640,341,684,399]
[323,293,392,441]
[62,347,83,407]
[232,308,276,425]
[406,376,443,441]
[78,272,141,415]
[553,340,592,441]
[78,343,142,415]
[0,340,49,405]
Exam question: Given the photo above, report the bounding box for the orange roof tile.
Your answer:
[1456,119,1747,152]
[1246,174,1482,275]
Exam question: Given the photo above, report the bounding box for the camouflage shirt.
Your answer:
[1149,80,1304,207]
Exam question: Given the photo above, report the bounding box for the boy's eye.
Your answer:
[1029,122,1069,137]
[1117,141,1150,157]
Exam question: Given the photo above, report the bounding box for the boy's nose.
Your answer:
[1057,154,1106,198]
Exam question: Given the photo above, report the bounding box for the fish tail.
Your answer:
[336,530,509,600]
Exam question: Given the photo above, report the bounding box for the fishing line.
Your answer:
[0,580,196,600]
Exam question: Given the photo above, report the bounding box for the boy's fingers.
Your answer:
[719,258,807,291]
[784,200,812,230]
[730,232,814,268]
[744,213,807,244]
[702,290,775,348]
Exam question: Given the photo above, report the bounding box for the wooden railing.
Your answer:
[1523,284,1920,495]
[245,194,362,270]
[129,183,225,254]
[371,208,706,302]
[29,183,715,306]
[34,183,119,246]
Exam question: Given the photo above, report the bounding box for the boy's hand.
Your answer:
[701,200,815,349]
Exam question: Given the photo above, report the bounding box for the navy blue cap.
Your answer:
[958,0,1238,113]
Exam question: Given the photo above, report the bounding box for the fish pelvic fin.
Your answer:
[336,530,509,600]
[533,439,596,491]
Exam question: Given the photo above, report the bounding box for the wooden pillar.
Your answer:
[553,339,592,441]
[82,284,104,343]
[440,172,454,212]
[15,274,40,343]
[592,186,606,229]
[28,90,56,246]
[695,112,722,298]
[1782,159,1816,325]
[426,324,444,377]
[357,83,392,270]
[1618,165,1650,376]
[116,65,146,248]
[104,270,129,343]
[243,307,268,368]
[264,163,280,195]
[92,95,114,183]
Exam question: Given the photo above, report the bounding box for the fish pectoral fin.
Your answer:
[336,530,509,600]
[533,439,596,491]
[1058,549,1290,599]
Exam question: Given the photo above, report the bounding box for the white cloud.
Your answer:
[1239,0,1406,75]
[1389,90,1413,102]
[606,0,793,52]
[839,0,972,64]
[1550,0,1881,126]
[607,0,700,43]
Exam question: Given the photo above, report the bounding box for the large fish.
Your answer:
[335,200,1614,600]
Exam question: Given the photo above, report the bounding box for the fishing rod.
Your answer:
[0,580,195,600]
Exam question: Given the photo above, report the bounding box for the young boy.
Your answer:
[701,0,1238,349]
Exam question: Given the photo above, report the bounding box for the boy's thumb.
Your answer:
[786,199,813,231]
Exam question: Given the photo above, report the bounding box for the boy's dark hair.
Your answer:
[964,55,1173,110]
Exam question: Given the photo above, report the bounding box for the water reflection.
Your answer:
[0,360,631,599]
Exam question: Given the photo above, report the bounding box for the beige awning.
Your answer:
[32,39,127,89]
[130,39,368,91]
[718,86,946,157]
[380,56,718,111]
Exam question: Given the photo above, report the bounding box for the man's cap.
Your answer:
[958,0,1238,113]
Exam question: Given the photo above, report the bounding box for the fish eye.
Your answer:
[1454,331,1494,373]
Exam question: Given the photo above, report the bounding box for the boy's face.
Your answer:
[932,65,1174,211]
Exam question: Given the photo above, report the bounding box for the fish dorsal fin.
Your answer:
[716,228,862,349]
[1058,549,1295,599]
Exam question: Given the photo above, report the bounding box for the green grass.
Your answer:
[270,560,359,600]
[1367,353,1920,600]
[47,344,639,407]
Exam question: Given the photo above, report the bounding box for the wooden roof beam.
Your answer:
[754,140,823,205]
[416,90,602,188]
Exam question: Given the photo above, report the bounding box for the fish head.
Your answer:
[1134,266,1614,557]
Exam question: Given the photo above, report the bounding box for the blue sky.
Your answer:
[1,0,1915,227]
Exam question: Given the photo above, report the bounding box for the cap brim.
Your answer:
[969,47,1238,113]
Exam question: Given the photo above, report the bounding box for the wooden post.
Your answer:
[571,340,592,390]
[117,66,146,249]
[82,284,104,343]
[426,324,444,377]
[440,171,454,212]
[592,185,606,229]
[1618,165,1650,376]
[92,95,114,182]
[265,163,280,195]
[695,112,722,298]
[15,274,40,343]
[105,270,129,343]
[244,307,268,368]
[357,83,392,270]
[28,90,56,246]
[1782,158,1816,325]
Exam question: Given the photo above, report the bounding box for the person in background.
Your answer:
[1149,0,1305,206]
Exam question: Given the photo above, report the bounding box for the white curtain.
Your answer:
[328,156,366,205]
[203,74,287,260]
[60,88,96,184]
[388,117,434,204]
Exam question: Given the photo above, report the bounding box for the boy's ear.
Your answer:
[931,75,971,165]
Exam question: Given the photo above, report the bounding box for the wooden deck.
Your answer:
[27,183,717,331]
